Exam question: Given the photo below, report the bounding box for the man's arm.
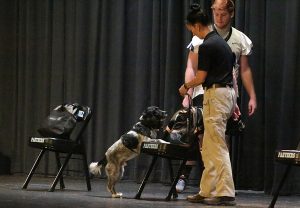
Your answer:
[179,70,207,96]
[182,51,198,107]
[240,55,257,116]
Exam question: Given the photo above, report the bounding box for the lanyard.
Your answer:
[213,25,232,42]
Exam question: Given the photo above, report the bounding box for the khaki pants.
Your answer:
[199,86,236,197]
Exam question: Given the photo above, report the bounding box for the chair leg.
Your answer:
[49,152,73,192]
[55,152,65,189]
[22,149,45,189]
[82,152,91,191]
[166,159,187,201]
[269,165,292,208]
[168,159,174,184]
[135,156,158,199]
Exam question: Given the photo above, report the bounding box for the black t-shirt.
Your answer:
[198,31,234,88]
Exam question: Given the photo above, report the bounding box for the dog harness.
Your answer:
[132,122,152,137]
[121,122,152,152]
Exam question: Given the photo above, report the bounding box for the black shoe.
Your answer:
[187,193,206,203]
[204,196,236,206]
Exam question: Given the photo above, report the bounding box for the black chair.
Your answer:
[269,142,300,208]
[135,143,190,200]
[135,100,197,200]
[22,104,92,192]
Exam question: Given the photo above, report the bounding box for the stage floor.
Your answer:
[0,174,299,208]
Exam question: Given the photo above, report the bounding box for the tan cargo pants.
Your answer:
[199,86,236,197]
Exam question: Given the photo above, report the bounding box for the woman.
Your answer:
[179,4,236,206]
[176,0,257,194]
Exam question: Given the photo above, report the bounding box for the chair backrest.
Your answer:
[69,105,92,142]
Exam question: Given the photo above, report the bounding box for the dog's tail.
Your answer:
[89,156,107,176]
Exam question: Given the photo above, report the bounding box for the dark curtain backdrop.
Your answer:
[0,0,300,195]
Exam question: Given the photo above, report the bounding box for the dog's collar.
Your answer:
[132,122,152,138]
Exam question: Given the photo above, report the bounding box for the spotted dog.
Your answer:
[89,106,168,198]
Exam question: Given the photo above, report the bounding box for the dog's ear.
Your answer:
[139,113,150,123]
[140,111,150,120]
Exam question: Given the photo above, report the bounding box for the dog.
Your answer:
[89,106,168,198]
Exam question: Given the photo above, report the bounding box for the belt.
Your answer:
[204,83,232,90]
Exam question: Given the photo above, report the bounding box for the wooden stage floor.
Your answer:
[0,175,299,208]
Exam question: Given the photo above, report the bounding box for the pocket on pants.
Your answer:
[203,97,209,117]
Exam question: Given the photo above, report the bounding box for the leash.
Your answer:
[185,94,194,144]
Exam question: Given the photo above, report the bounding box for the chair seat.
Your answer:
[29,137,83,153]
[136,142,193,200]
[275,150,300,165]
[141,142,190,160]
[269,148,300,208]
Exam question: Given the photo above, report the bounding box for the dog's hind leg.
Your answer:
[106,162,122,198]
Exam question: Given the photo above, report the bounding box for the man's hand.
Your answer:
[232,104,241,120]
[248,98,257,116]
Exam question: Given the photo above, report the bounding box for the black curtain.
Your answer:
[0,0,300,194]
[234,0,300,194]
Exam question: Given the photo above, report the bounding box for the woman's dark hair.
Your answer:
[186,3,211,26]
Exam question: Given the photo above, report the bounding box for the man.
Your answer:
[212,0,256,115]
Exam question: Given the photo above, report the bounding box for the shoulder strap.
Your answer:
[213,25,233,42]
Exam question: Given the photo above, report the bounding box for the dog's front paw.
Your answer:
[112,192,123,198]
[157,139,170,144]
